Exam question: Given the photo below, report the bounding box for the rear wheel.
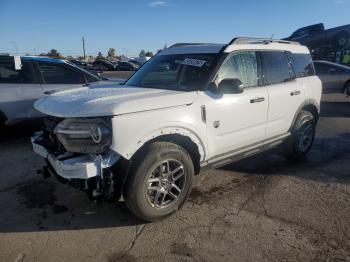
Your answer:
[125,142,194,221]
[284,110,316,160]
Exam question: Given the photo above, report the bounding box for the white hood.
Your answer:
[34,85,198,118]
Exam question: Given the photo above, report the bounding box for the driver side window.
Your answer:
[217,51,258,88]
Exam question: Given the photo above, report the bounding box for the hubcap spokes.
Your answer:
[146,160,185,209]
[297,123,313,152]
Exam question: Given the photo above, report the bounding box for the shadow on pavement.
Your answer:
[320,101,350,118]
[222,132,350,183]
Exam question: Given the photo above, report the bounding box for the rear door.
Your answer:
[0,58,42,124]
[35,61,86,95]
[261,51,305,139]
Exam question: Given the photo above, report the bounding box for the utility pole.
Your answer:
[82,37,86,60]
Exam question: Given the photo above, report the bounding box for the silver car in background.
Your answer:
[0,56,120,133]
[314,60,350,95]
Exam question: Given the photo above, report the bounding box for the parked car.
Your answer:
[285,23,350,50]
[117,61,139,71]
[314,60,350,94]
[31,38,321,221]
[0,55,118,131]
[92,60,116,72]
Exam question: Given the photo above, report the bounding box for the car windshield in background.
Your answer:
[125,53,218,91]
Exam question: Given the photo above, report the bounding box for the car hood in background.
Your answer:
[34,85,198,118]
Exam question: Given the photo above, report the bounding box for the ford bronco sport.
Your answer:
[31,37,322,221]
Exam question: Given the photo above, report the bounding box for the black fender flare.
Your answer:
[289,99,320,132]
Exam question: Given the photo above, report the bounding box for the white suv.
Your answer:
[31,38,322,221]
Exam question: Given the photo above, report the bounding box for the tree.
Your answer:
[46,49,62,58]
[145,51,154,57]
[139,49,146,57]
[96,51,104,60]
[107,48,116,60]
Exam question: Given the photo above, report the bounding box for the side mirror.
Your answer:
[218,78,244,94]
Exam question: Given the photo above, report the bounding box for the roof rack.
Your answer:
[228,37,300,45]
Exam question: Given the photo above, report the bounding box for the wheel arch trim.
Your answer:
[289,99,320,131]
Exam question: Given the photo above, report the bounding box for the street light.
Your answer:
[8,41,18,55]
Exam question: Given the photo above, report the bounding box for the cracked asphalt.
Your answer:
[0,93,349,262]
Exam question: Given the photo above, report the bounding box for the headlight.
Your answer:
[54,118,112,154]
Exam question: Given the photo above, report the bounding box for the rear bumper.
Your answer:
[31,132,119,180]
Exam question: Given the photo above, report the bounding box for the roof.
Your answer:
[21,56,66,63]
[159,44,225,55]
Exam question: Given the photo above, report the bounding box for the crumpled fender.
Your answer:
[111,126,206,162]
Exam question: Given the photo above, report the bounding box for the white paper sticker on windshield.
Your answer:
[181,58,206,67]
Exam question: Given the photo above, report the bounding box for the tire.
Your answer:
[125,142,194,221]
[284,110,316,160]
[0,121,6,140]
[344,81,350,96]
[334,32,350,49]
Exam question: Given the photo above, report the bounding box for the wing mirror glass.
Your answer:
[218,78,244,94]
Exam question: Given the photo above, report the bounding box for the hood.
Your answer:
[34,85,198,118]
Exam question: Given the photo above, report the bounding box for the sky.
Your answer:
[1,0,350,57]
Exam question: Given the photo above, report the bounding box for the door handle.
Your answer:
[250,97,265,103]
[290,90,301,96]
[44,90,56,95]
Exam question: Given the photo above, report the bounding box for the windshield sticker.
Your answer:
[181,58,206,67]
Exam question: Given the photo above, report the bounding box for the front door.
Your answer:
[204,51,268,160]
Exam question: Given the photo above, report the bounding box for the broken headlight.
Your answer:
[54,118,112,154]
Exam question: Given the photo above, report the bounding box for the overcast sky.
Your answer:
[1,0,350,57]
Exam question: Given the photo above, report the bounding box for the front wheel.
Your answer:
[284,110,316,160]
[125,142,194,221]
[344,81,350,96]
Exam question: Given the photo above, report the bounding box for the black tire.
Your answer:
[125,142,194,222]
[284,110,316,160]
[0,122,6,141]
[334,32,350,49]
[344,81,350,96]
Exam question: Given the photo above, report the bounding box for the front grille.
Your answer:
[42,116,66,155]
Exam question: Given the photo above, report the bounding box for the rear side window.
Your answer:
[286,53,315,78]
[38,62,85,84]
[261,51,291,85]
[0,61,36,84]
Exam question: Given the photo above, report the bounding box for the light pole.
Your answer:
[9,41,18,55]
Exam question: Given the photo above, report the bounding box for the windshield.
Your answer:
[125,53,218,91]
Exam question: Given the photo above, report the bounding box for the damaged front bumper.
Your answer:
[31,131,121,199]
[31,132,120,180]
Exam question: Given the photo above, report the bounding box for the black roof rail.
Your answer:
[228,37,300,45]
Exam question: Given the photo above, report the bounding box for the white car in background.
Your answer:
[0,56,121,133]
[31,38,321,221]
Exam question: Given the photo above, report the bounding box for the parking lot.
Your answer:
[0,93,349,262]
